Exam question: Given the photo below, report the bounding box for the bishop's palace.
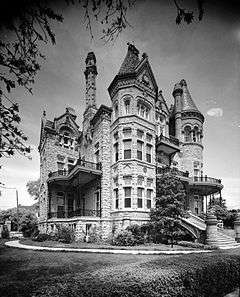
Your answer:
[38,43,224,242]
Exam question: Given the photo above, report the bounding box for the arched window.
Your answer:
[184,126,191,142]
[114,104,119,119]
[193,126,199,143]
[124,99,130,114]
[137,100,151,120]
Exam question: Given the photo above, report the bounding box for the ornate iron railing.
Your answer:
[156,166,189,177]
[48,208,101,219]
[156,134,180,147]
[192,176,222,184]
[48,159,102,178]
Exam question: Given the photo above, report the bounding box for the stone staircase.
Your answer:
[182,212,206,231]
[182,212,240,249]
[207,229,240,249]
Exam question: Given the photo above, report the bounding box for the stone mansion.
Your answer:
[38,43,224,241]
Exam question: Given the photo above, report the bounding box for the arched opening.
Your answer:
[184,126,191,142]
[124,99,130,115]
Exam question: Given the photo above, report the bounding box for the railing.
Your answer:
[192,176,222,184]
[74,158,102,171]
[156,166,189,177]
[48,170,69,178]
[156,134,180,147]
[48,208,101,219]
[48,159,102,178]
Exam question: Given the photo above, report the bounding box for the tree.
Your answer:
[26,178,40,200]
[150,172,186,247]
[19,213,38,237]
[0,0,205,159]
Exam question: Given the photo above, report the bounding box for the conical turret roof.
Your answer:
[180,79,199,112]
[118,43,140,75]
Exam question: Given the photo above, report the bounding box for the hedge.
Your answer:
[34,252,240,297]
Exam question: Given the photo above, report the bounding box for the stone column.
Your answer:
[234,213,240,243]
[206,213,218,245]
[172,83,183,140]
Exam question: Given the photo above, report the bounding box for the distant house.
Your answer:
[38,44,223,241]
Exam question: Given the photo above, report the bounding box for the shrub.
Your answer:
[32,233,50,242]
[126,224,145,244]
[178,241,219,250]
[1,225,10,239]
[57,225,74,244]
[19,213,38,237]
[111,230,136,246]
[31,228,40,240]
[33,253,240,297]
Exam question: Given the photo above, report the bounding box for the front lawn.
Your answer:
[20,238,198,251]
[1,239,240,297]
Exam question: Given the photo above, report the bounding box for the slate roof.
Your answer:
[180,79,199,112]
[118,43,140,75]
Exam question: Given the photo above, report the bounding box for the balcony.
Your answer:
[48,208,101,219]
[156,134,180,155]
[189,175,223,195]
[48,159,102,186]
[156,166,190,183]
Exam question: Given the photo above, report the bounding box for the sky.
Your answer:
[0,0,240,209]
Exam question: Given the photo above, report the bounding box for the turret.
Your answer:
[172,83,183,140]
[84,52,98,109]
[178,79,204,176]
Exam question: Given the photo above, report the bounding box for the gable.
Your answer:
[55,113,80,137]
[136,58,158,93]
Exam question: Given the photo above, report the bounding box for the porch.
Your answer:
[47,159,102,220]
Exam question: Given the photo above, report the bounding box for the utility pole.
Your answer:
[16,189,19,231]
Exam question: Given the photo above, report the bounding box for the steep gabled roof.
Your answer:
[118,43,140,75]
[180,79,199,112]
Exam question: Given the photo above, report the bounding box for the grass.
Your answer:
[1,239,240,297]
[19,238,199,250]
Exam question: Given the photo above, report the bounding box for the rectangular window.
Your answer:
[124,140,132,159]
[137,129,144,139]
[146,144,152,163]
[146,133,152,142]
[114,189,119,209]
[137,188,143,208]
[137,140,143,160]
[57,162,64,171]
[147,189,152,209]
[123,128,132,137]
[114,143,119,162]
[124,187,131,208]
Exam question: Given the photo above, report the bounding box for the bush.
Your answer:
[126,224,145,244]
[1,225,10,239]
[111,230,137,246]
[32,233,50,242]
[57,225,74,244]
[33,253,240,297]
[19,213,38,237]
[178,241,219,250]
[31,228,40,240]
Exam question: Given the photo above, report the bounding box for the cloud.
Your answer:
[207,108,223,117]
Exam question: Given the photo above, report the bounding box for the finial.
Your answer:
[142,52,148,59]
[43,110,46,117]
[172,83,183,97]
[180,79,187,87]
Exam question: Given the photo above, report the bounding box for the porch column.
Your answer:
[64,193,68,218]
[219,190,222,206]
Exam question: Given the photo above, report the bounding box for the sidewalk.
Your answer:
[5,240,214,255]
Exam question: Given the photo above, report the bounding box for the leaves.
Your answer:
[150,172,187,245]
[26,178,40,200]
